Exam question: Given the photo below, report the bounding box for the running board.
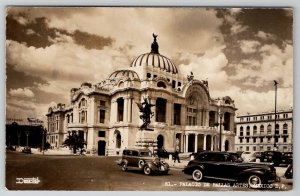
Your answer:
[205,176,236,182]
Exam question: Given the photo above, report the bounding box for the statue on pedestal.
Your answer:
[136,98,155,130]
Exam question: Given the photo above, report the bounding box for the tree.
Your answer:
[63,131,86,154]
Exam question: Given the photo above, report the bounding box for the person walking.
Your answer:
[174,149,180,163]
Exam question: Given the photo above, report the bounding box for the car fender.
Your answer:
[238,169,265,180]
[120,159,129,166]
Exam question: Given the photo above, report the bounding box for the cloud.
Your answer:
[239,40,261,54]
[255,30,276,40]
[231,43,293,89]
[9,87,34,98]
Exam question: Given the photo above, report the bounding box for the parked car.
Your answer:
[155,148,174,159]
[241,151,258,162]
[189,150,205,158]
[183,151,278,188]
[260,151,283,166]
[284,164,293,179]
[118,148,169,175]
[22,147,32,154]
[282,152,293,165]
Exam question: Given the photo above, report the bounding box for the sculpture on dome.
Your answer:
[136,98,155,130]
[151,33,159,54]
[187,71,194,81]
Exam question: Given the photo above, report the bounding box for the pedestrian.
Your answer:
[174,149,180,163]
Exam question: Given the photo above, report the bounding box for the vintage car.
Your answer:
[282,152,293,165]
[183,151,278,188]
[260,151,283,166]
[118,148,169,175]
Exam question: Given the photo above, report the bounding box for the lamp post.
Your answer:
[17,130,21,147]
[25,130,30,148]
[42,127,45,155]
[215,110,223,152]
[274,80,278,150]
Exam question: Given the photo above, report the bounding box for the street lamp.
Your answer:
[41,127,46,155]
[215,110,223,152]
[25,130,30,148]
[274,80,278,150]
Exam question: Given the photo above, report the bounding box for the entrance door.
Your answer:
[225,140,230,151]
[157,135,164,149]
[98,140,106,155]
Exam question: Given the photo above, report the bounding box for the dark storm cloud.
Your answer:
[7,12,114,50]
[73,30,114,50]
[6,64,46,90]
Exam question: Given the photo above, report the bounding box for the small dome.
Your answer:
[108,70,140,81]
[131,53,178,74]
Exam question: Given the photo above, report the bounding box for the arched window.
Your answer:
[240,126,244,136]
[246,126,250,136]
[116,133,121,148]
[253,125,257,135]
[157,81,166,88]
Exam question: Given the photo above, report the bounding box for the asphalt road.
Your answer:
[5,151,292,191]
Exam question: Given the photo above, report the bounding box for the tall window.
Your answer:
[173,103,181,125]
[209,111,216,127]
[99,109,105,123]
[260,125,264,135]
[224,112,231,130]
[275,124,279,135]
[156,98,166,122]
[253,125,257,135]
[283,123,288,134]
[117,98,124,122]
[240,127,244,136]
[187,107,197,125]
[246,126,250,136]
[116,133,121,148]
[267,125,272,135]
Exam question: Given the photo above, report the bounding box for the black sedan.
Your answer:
[183,151,278,188]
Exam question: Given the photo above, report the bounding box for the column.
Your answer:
[203,134,207,150]
[128,97,132,123]
[124,98,128,123]
[87,128,94,150]
[185,133,189,153]
[211,135,214,150]
[181,134,184,153]
[194,134,198,152]
[166,101,172,125]
[111,99,117,123]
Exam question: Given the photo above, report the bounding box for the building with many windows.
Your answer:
[235,109,293,152]
[46,35,237,155]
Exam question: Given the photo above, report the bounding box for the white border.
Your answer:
[1,1,298,196]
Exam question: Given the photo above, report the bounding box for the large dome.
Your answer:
[130,34,178,74]
[130,53,178,74]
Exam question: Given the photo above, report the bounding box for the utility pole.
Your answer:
[274,80,278,150]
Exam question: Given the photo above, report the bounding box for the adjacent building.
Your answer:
[46,35,237,155]
[235,109,293,152]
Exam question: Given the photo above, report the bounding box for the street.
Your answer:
[5,151,292,191]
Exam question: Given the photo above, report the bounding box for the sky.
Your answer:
[5,7,293,122]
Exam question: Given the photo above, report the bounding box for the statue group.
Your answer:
[136,98,155,130]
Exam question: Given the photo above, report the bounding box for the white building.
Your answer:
[46,35,237,155]
[235,109,293,152]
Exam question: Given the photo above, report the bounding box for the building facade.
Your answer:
[46,35,237,155]
[235,109,293,152]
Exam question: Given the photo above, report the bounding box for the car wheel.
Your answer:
[121,162,127,172]
[138,160,145,168]
[144,165,152,175]
[247,174,263,188]
[192,169,203,182]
